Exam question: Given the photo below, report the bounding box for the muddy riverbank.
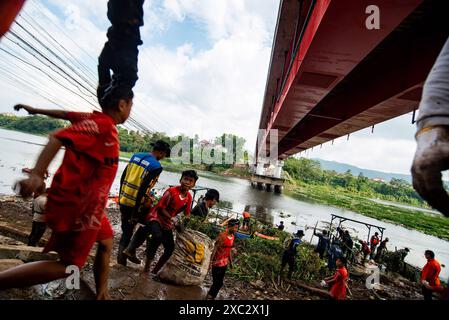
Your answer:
[0,196,427,300]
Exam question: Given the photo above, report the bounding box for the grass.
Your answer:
[286,183,449,241]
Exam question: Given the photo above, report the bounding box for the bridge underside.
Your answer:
[258,0,449,160]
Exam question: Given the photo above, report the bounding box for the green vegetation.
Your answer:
[188,217,325,283]
[284,158,449,241]
[1,114,250,178]
[0,114,66,135]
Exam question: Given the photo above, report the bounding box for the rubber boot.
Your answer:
[117,244,127,266]
[143,256,153,273]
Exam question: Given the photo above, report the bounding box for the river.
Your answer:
[0,127,448,280]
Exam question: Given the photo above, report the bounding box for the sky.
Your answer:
[0,0,425,175]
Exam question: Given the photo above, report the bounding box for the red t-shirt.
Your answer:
[421,259,441,288]
[330,266,349,300]
[212,230,235,267]
[146,186,192,230]
[45,111,119,232]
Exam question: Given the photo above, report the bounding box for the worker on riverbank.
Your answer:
[280,230,304,279]
[313,228,330,259]
[370,232,380,260]
[191,189,220,220]
[324,256,349,300]
[1,97,133,299]
[327,240,343,270]
[358,240,371,264]
[421,250,441,300]
[27,185,48,247]
[388,247,410,273]
[374,237,389,262]
[117,140,171,265]
[277,221,285,231]
[241,211,251,231]
[206,219,239,300]
[122,170,197,274]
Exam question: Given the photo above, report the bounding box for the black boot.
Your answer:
[117,244,127,266]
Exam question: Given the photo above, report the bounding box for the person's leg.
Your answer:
[123,224,151,263]
[27,221,46,247]
[0,260,68,289]
[118,205,135,265]
[287,256,295,279]
[94,237,113,300]
[207,266,227,299]
[151,229,175,274]
[422,287,434,300]
[144,222,163,273]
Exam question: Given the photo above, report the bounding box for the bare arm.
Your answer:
[17,133,63,197]
[14,104,69,120]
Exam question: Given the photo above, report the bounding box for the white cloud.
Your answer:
[0,0,423,175]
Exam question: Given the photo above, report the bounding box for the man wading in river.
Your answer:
[206,219,239,300]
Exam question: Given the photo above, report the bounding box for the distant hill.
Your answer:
[314,159,415,183]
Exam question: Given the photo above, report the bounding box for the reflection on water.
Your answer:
[0,128,448,280]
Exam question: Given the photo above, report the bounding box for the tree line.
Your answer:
[283,157,426,206]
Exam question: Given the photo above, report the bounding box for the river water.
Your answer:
[0,128,448,280]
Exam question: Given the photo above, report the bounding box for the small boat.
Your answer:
[253,231,279,241]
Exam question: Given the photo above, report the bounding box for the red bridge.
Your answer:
[256,0,448,160]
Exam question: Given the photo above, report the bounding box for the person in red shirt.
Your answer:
[421,250,442,300]
[0,91,132,299]
[206,219,239,300]
[123,170,197,274]
[241,211,251,231]
[370,232,380,259]
[325,256,349,300]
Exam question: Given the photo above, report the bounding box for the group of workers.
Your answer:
[0,0,449,302]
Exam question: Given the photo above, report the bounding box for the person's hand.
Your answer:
[411,126,449,217]
[14,104,36,115]
[14,173,45,198]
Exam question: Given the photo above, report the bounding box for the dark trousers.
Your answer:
[281,252,296,278]
[97,0,144,103]
[208,266,227,298]
[422,286,434,300]
[315,247,325,259]
[127,220,175,261]
[27,221,46,247]
[119,205,137,249]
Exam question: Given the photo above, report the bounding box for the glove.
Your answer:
[411,126,449,217]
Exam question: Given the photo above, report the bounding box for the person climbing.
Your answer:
[206,218,239,300]
[358,240,371,264]
[122,170,197,274]
[0,0,25,38]
[313,228,330,259]
[411,36,449,218]
[241,211,251,231]
[324,256,349,300]
[191,189,220,220]
[277,221,285,231]
[421,250,441,300]
[117,140,171,265]
[1,95,133,299]
[370,232,380,260]
[280,230,304,279]
[97,0,144,109]
[327,240,343,271]
[374,237,389,262]
[27,185,48,247]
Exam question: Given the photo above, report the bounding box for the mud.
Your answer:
[0,196,425,300]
